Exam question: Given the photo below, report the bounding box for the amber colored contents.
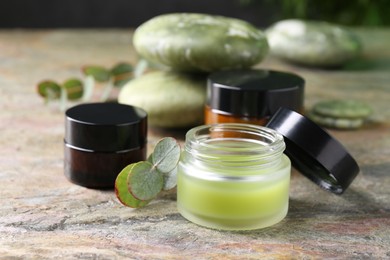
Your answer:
[205,106,269,126]
[64,144,146,189]
[206,70,305,127]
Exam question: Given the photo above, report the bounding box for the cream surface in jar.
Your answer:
[177,123,291,230]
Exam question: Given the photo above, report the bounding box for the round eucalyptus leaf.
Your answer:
[63,78,83,100]
[147,154,153,163]
[82,65,111,82]
[37,80,61,99]
[110,62,133,87]
[115,164,150,208]
[152,137,181,173]
[162,166,177,191]
[128,161,163,201]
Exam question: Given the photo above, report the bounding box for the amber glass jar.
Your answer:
[64,103,147,189]
[205,69,305,125]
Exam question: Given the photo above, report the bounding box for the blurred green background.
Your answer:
[241,0,390,26]
[0,0,388,28]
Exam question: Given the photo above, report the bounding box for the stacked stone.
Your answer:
[118,13,269,128]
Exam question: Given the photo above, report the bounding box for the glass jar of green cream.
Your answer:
[177,123,291,231]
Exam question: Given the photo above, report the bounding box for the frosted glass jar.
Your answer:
[177,123,291,230]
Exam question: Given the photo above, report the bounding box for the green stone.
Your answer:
[313,100,372,119]
[118,71,206,128]
[133,13,269,72]
[266,19,362,67]
[309,112,364,130]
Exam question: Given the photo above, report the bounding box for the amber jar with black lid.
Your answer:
[205,69,305,125]
[64,102,147,189]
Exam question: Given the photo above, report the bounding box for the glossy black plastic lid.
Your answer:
[266,108,359,194]
[65,103,147,152]
[207,69,304,117]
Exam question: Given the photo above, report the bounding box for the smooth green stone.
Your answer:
[313,100,372,119]
[133,13,269,72]
[118,71,206,128]
[309,112,364,130]
[266,19,361,67]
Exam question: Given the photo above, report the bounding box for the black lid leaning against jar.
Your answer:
[65,102,147,152]
[266,108,360,194]
[207,69,305,118]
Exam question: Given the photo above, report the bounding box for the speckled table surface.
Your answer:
[0,29,389,259]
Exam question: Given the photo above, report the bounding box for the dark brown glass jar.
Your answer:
[205,69,305,125]
[64,103,147,189]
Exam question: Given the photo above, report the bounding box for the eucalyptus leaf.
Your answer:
[115,164,151,208]
[162,166,177,191]
[82,65,111,82]
[37,80,61,99]
[115,137,181,208]
[111,62,133,87]
[152,137,181,173]
[63,78,83,100]
[128,161,163,201]
[147,154,153,163]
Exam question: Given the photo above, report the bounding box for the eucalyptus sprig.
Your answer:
[115,137,181,208]
[37,78,84,110]
[82,62,135,102]
[36,60,149,110]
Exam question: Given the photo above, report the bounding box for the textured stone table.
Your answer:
[0,29,389,259]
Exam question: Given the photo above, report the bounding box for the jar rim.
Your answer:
[184,123,285,164]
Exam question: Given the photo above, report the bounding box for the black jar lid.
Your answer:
[65,103,147,152]
[266,108,360,194]
[207,69,304,118]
